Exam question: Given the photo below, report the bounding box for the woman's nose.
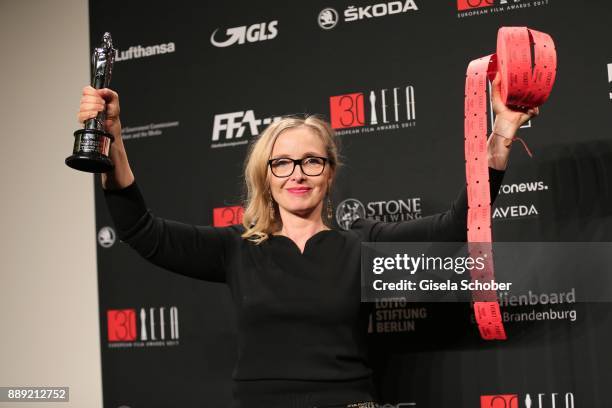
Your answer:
[291,164,305,180]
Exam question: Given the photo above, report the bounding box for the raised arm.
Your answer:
[79,86,227,282]
[104,182,227,283]
[351,167,505,242]
[351,72,540,242]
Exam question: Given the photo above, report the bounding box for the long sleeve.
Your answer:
[103,181,227,283]
[350,167,505,242]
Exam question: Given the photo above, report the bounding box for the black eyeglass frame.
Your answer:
[267,156,330,178]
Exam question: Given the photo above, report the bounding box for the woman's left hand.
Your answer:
[491,71,540,138]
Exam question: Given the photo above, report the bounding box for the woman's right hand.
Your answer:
[78,85,122,141]
[78,85,134,189]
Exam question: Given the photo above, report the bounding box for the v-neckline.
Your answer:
[271,229,334,255]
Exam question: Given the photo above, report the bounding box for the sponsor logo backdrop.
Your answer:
[90,0,612,406]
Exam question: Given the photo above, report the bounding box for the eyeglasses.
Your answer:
[267,156,329,177]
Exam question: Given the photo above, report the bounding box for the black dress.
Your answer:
[103,167,505,408]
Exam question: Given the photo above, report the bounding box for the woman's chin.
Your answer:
[283,206,316,217]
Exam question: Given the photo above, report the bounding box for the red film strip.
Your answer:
[464,27,557,340]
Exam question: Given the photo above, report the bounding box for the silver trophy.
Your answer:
[66,32,116,173]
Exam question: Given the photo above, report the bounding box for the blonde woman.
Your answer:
[78,75,537,408]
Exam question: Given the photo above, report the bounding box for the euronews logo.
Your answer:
[498,181,548,195]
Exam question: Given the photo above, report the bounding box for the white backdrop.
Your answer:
[0,0,102,407]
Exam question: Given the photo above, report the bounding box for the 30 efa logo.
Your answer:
[458,0,494,11]
[213,206,244,227]
[607,63,612,100]
[457,0,529,11]
[481,395,518,408]
[210,21,278,48]
[107,307,179,345]
[481,393,575,408]
[457,0,550,16]
[329,86,416,132]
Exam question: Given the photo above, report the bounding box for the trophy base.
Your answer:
[66,128,115,173]
[65,152,114,173]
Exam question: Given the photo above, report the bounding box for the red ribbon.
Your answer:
[464,27,557,340]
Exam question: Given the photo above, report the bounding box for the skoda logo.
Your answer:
[98,226,116,248]
[336,198,366,230]
[318,8,339,30]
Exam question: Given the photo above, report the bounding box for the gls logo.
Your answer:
[210,21,278,48]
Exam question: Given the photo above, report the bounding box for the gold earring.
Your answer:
[326,195,333,221]
[269,190,275,220]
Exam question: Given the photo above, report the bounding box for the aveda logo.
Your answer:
[493,204,538,219]
[210,21,278,48]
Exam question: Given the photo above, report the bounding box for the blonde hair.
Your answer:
[240,114,342,244]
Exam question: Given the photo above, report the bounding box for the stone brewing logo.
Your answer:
[335,198,366,230]
[336,196,423,230]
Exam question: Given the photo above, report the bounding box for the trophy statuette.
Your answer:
[66,32,116,173]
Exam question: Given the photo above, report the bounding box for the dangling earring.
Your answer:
[268,190,275,220]
[326,195,333,222]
